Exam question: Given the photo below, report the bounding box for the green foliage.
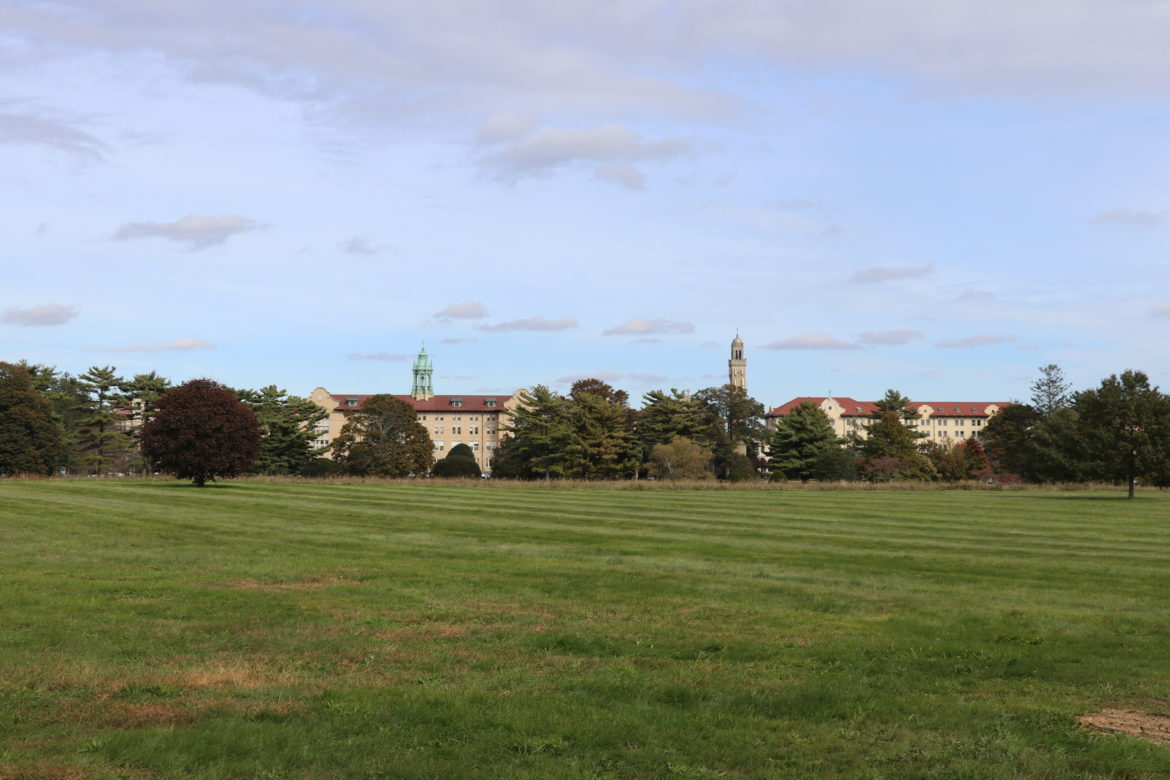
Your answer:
[646,436,712,480]
[1075,370,1170,498]
[636,389,709,459]
[810,444,861,482]
[861,402,933,480]
[238,385,328,475]
[77,365,134,474]
[141,379,262,486]
[1030,363,1073,418]
[922,440,990,481]
[0,362,67,475]
[432,443,482,478]
[766,402,837,482]
[494,381,639,480]
[20,362,89,472]
[720,452,758,482]
[333,394,433,477]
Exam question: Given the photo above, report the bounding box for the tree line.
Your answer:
[4,359,1168,496]
[0,361,327,481]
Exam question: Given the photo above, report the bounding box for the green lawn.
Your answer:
[2,480,1170,777]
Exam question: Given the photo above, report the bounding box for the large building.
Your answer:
[309,347,523,473]
[764,396,1012,444]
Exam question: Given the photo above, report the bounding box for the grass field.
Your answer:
[2,480,1170,778]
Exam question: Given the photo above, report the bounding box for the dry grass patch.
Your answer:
[228,573,363,591]
[1079,707,1170,745]
[375,623,473,642]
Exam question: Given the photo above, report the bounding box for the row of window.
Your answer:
[416,413,497,422]
[432,427,495,436]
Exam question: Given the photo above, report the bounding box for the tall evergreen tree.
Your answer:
[237,385,328,475]
[0,362,67,476]
[491,385,579,479]
[862,393,932,479]
[1030,364,1073,418]
[635,389,709,459]
[77,365,133,474]
[568,380,640,479]
[124,372,173,474]
[766,402,838,482]
[20,362,89,472]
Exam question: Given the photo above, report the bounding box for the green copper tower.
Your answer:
[411,345,434,400]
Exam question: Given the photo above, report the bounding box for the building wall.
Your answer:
[308,389,522,473]
[764,397,1010,445]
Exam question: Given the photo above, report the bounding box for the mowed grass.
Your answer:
[2,481,1170,778]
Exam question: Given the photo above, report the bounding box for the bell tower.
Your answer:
[729,331,746,391]
[411,345,434,400]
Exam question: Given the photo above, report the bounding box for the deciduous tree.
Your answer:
[332,394,433,477]
[0,361,67,476]
[1075,370,1170,498]
[647,436,712,481]
[432,442,482,478]
[142,379,261,486]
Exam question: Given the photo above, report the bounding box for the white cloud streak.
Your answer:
[0,108,106,160]
[603,317,694,336]
[433,301,488,320]
[96,338,215,353]
[478,315,578,332]
[851,264,934,284]
[934,334,1017,348]
[114,214,259,249]
[760,333,859,350]
[857,329,922,346]
[1095,208,1169,228]
[2,304,80,326]
[479,123,689,181]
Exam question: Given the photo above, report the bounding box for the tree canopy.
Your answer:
[766,402,837,482]
[142,379,261,486]
[1074,370,1170,498]
[332,394,433,477]
[0,362,67,476]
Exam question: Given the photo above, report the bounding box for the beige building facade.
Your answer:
[309,347,522,473]
[765,396,1011,445]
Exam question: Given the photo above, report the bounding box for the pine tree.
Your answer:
[77,365,133,474]
[766,402,838,482]
[237,385,328,475]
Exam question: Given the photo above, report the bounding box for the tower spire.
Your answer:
[411,344,434,400]
[728,331,746,391]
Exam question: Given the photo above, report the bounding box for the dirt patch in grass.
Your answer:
[1079,708,1170,745]
[168,658,304,690]
[229,573,363,591]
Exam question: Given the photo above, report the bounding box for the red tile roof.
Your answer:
[328,394,511,413]
[766,397,877,417]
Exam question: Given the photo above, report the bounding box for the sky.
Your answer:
[3,0,1169,409]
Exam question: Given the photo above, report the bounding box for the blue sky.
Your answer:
[3,1,1169,408]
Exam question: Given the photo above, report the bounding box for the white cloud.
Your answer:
[476,112,533,144]
[0,107,106,161]
[480,123,689,181]
[439,337,477,344]
[96,338,215,353]
[857,329,922,346]
[478,315,578,332]
[594,165,646,191]
[935,334,1017,348]
[347,352,410,361]
[603,317,694,336]
[434,301,488,320]
[1095,208,1169,228]
[958,289,995,301]
[1151,305,1170,319]
[2,304,80,326]
[341,234,388,254]
[114,214,259,249]
[851,264,934,284]
[760,333,859,350]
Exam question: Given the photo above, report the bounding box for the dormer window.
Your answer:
[346,398,358,407]
[450,398,463,408]
[485,398,497,408]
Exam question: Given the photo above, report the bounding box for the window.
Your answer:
[471,441,479,450]
[470,414,479,421]
[486,428,496,435]
[434,414,443,421]
[434,427,443,435]
[485,399,497,408]
[417,414,426,421]
[470,426,479,435]
[434,442,445,451]
[450,398,463,408]
[452,426,462,435]
[346,398,358,407]
[487,414,497,421]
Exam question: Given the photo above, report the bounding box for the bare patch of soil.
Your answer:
[1079,708,1170,745]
